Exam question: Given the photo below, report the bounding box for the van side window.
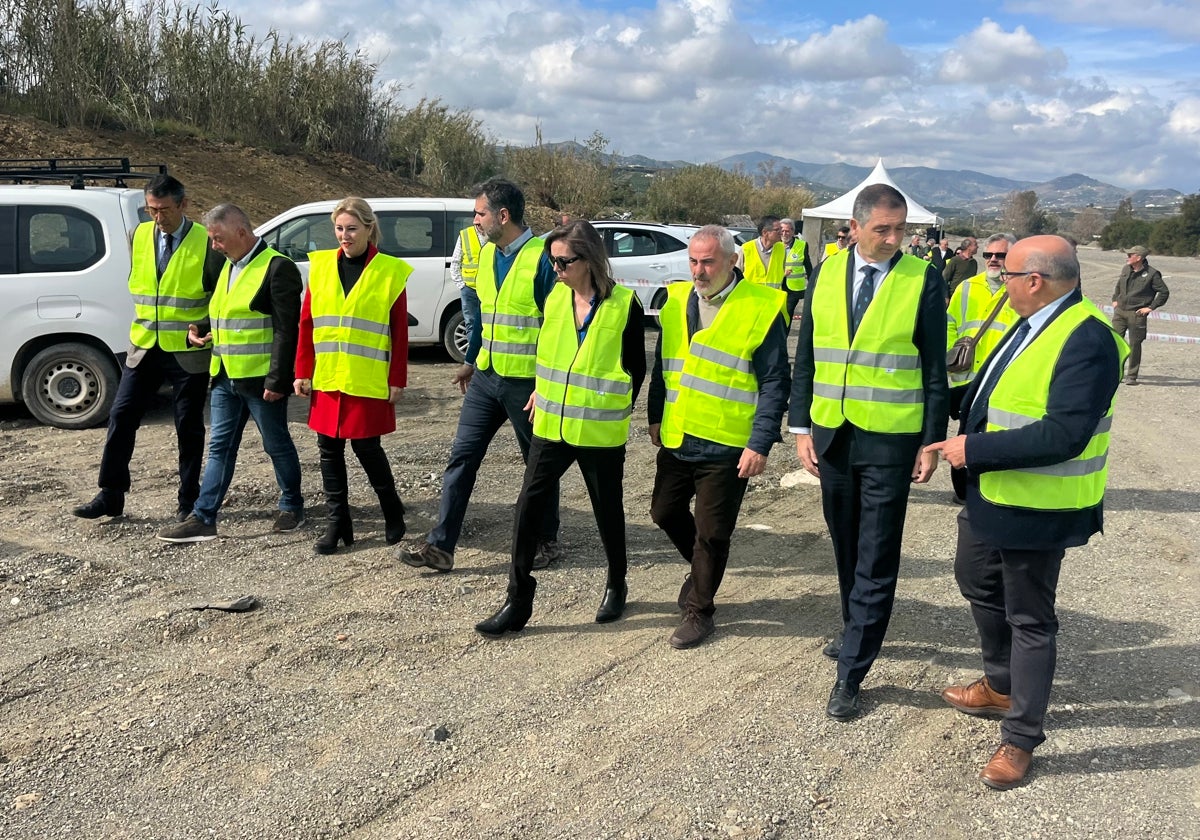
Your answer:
[273,214,338,262]
[0,206,16,273]
[18,206,105,273]
[377,212,445,258]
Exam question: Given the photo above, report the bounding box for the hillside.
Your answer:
[0,114,425,223]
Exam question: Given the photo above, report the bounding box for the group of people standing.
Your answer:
[72,174,1132,793]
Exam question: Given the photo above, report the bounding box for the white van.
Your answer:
[0,182,146,429]
[255,198,476,363]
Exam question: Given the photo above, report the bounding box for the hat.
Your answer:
[1127,245,1149,256]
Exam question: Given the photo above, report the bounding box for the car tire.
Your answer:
[442,308,468,363]
[20,343,120,430]
[650,288,670,328]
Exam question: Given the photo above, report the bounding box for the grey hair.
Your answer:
[985,233,1017,247]
[780,218,795,228]
[852,184,906,225]
[1023,239,1080,286]
[693,224,735,256]
[203,203,252,231]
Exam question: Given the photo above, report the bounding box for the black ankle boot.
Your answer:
[475,582,536,637]
[314,517,354,555]
[595,581,628,624]
[377,489,406,545]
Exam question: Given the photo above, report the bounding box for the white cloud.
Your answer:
[937,19,1067,89]
[781,15,910,80]
[1167,97,1200,136]
[1006,1,1200,40]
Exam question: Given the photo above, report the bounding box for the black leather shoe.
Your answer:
[475,598,533,637]
[676,573,693,612]
[826,678,861,721]
[822,629,844,659]
[73,491,124,519]
[595,583,627,624]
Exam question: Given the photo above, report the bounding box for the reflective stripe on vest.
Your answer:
[533,283,634,447]
[810,249,927,433]
[946,273,1019,386]
[784,240,808,292]
[309,250,411,399]
[476,237,544,378]
[209,247,285,378]
[741,241,786,289]
[128,221,211,353]
[459,226,482,289]
[980,299,1129,510]
[659,279,783,449]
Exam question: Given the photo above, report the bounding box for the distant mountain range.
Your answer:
[542,141,1184,214]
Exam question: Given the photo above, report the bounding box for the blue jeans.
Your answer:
[192,375,303,524]
[427,366,559,553]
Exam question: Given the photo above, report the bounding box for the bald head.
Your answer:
[1003,235,1080,317]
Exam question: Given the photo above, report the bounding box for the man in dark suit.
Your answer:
[73,174,224,522]
[925,235,1126,790]
[156,204,304,542]
[791,184,949,721]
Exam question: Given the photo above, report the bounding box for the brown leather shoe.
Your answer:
[941,676,1011,716]
[980,742,1033,790]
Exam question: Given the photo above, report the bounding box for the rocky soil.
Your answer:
[1,217,1198,835]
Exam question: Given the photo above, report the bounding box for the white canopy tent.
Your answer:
[800,159,940,251]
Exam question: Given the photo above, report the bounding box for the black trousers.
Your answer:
[649,447,748,616]
[508,436,627,600]
[818,432,914,687]
[97,346,208,511]
[953,507,1063,752]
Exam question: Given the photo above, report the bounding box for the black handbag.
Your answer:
[947,291,1009,374]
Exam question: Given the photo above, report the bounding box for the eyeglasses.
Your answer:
[835,234,847,240]
[981,251,1007,259]
[551,255,582,271]
[999,270,1043,280]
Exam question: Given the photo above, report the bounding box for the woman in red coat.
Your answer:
[294,197,410,554]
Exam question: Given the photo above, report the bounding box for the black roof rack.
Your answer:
[0,158,169,189]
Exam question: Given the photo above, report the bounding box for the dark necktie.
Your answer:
[158,232,175,277]
[851,265,877,336]
[965,320,1031,433]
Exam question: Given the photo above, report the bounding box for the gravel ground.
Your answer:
[1,246,1197,839]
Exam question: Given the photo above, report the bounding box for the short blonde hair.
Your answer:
[330,197,379,245]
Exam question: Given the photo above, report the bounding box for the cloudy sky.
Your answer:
[230,0,1198,190]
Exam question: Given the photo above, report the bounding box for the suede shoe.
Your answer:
[822,629,844,659]
[980,742,1033,790]
[676,573,693,612]
[531,539,563,570]
[73,491,124,519]
[595,583,627,624]
[397,540,453,572]
[175,507,192,523]
[941,676,1011,717]
[272,510,305,533]
[826,678,860,721]
[157,514,218,543]
[669,609,714,649]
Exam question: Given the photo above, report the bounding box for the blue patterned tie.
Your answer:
[852,265,877,336]
[966,320,1030,433]
[158,232,175,278]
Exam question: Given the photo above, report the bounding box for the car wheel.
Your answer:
[20,343,120,430]
[650,288,670,328]
[442,309,468,363]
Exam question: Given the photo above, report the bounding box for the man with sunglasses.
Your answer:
[926,235,1127,790]
[823,225,851,260]
[399,177,562,573]
[73,174,224,522]
[1111,245,1169,385]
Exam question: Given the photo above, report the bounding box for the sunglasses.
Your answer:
[551,255,582,271]
[836,234,847,240]
[981,251,1007,259]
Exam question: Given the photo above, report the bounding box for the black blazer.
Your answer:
[959,287,1122,550]
[219,240,303,395]
[790,251,949,466]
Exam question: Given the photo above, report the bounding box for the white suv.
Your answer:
[0,177,147,429]
[255,198,476,362]
[590,221,698,318]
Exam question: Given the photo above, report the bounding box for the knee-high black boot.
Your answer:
[352,437,406,545]
[315,437,354,555]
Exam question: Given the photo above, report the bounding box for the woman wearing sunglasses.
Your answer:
[476,220,646,636]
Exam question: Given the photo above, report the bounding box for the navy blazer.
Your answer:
[789,250,949,466]
[960,287,1122,550]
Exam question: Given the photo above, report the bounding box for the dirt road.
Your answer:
[2,248,1197,838]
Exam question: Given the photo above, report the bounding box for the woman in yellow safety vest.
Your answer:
[476,220,646,637]
[294,197,412,555]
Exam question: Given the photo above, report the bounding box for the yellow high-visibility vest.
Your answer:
[784,239,809,292]
[476,237,544,378]
[533,284,634,447]
[459,225,483,289]
[309,250,411,399]
[741,241,786,289]
[128,221,210,353]
[946,273,1019,387]
[209,247,288,378]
